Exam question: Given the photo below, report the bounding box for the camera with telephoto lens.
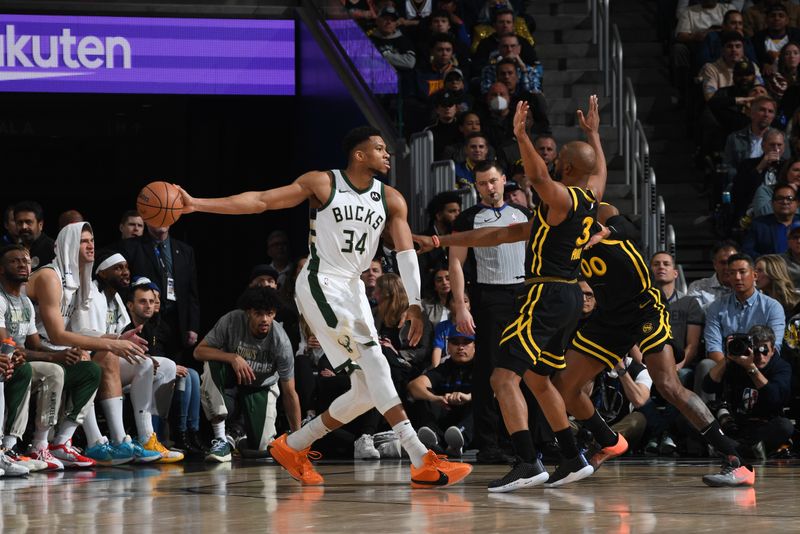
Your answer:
[727,333,753,357]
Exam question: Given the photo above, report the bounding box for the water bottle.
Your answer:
[721,191,731,204]
[0,337,16,383]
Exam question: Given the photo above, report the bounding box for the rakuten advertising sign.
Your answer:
[0,14,295,95]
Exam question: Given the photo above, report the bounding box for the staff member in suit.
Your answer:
[118,223,200,362]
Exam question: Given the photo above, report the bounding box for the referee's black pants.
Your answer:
[469,282,522,451]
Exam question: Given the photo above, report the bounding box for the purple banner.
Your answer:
[0,14,295,95]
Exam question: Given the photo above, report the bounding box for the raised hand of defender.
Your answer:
[513,100,530,139]
[577,95,600,135]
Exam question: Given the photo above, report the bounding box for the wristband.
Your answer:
[431,235,441,248]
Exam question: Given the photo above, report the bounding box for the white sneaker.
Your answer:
[31,446,65,471]
[354,434,380,460]
[6,452,47,472]
[0,451,30,477]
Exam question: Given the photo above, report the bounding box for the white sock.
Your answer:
[393,420,427,468]
[135,409,154,443]
[99,397,126,444]
[81,404,105,446]
[54,421,79,446]
[287,416,331,451]
[212,421,226,441]
[2,435,18,450]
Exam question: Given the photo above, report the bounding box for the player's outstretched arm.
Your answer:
[578,95,607,202]
[514,101,571,219]
[176,171,327,215]
[413,221,530,252]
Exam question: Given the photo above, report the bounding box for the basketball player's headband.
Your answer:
[95,253,126,274]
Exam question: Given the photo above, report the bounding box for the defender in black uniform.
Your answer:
[553,204,754,487]
[415,96,607,491]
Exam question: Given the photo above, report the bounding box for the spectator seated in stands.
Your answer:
[731,127,788,220]
[13,201,55,271]
[441,111,483,160]
[754,253,800,316]
[491,53,550,136]
[781,224,800,286]
[702,253,786,402]
[2,205,17,246]
[765,41,800,103]
[454,131,491,187]
[586,354,653,452]
[723,95,778,186]
[703,325,793,459]
[442,68,474,113]
[708,61,769,136]
[534,134,558,178]
[418,191,461,295]
[431,291,470,369]
[407,330,474,457]
[422,267,451,326]
[373,273,433,392]
[415,33,463,100]
[343,0,377,26]
[194,287,301,462]
[752,3,800,75]
[471,7,536,74]
[702,31,764,103]
[698,9,758,68]
[416,9,471,66]
[423,90,461,159]
[480,34,542,96]
[750,160,800,218]
[370,6,416,93]
[688,239,739,310]
[503,179,530,209]
[118,210,144,241]
[361,258,383,307]
[475,82,514,153]
[673,0,732,84]
[742,183,800,257]
[743,0,800,37]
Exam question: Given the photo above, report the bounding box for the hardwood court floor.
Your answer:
[3,457,799,533]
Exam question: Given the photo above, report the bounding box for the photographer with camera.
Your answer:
[703,325,793,459]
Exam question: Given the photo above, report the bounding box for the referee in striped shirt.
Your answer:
[449,160,531,464]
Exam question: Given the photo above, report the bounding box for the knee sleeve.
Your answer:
[355,344,402,415]
[328,369,374,424]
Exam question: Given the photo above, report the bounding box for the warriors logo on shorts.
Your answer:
[642,322,653,334]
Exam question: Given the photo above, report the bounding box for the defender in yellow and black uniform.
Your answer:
[499,186,598,375]
[568,210,675,369]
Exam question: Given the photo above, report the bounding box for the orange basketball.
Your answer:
[137,181,184,227]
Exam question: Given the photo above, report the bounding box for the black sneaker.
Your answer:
[543,452,594,488]
[476,446,515,465]
[488,457,549,493]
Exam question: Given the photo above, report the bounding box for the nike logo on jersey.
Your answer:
[411,469,450,486]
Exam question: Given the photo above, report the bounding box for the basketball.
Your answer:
[136,181,184,227]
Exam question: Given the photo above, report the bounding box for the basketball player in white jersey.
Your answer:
[178,126,471,488]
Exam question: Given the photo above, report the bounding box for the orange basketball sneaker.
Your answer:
[410,450,473,489]
[268,434,324,485]
[589,433,629,470]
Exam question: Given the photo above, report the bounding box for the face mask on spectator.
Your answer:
[489,95,508,111]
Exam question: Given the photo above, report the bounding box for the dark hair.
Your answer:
[749,324,776,346]
[773,182,796,198]
[711,239,739,257]
[464,131,488,144]
[533,134,556,146]
[495,57,518,72]
[429,32,455,49]
[13,200,44,222]
[342,126,382,159]
[127,284,155,303]
[430,9,450,20]
[508,162,525,177]
[491,7,514,24]
[720,30,744,45]
[651,250,675,263]
[473,160,504,176]
[457,111,480,127]
[2,205,14,225]
[426,191,461,219]
[727,252,754,268]
[120,209,141,225]
[237,286,283,313]
[0,244,28,263]
[722,9,742,25]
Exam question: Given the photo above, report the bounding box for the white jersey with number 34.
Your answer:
[308,169,388,278]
